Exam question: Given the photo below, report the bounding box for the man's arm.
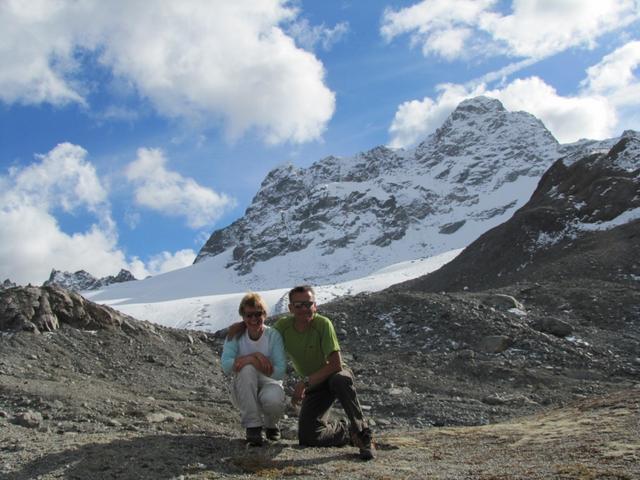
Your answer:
[309,350,342,385]
[292,350,342,403]
[226,321,246,339]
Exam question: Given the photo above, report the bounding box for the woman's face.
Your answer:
[242,304,266,339]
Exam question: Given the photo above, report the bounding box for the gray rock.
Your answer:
[13,410,43,428]
[145,411,184,423]
[480,294,524,311]
[533,317,573,337]
[478,335,512,353]
[0,285,147,333]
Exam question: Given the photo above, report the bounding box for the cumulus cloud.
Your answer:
[382,0,639,60]
[5,143,108,213]
[0,143,126,284]
[0,143,203,284]
[381,0,495,59]
[388,83,483,148]
[146,250,197,276]
[385,2,639,148]
[388,76,618,148]
[582,40,640,106]
[0,0,335,144]
[125,148,236,229]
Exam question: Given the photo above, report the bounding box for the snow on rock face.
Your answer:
[43,269,137,292]
[194,96,629,288]
[397,132,640,293]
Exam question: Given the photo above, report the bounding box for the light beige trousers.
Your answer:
[230,365,285,429]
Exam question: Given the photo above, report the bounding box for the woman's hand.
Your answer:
[233,353,273,376]
[252,352,274,376]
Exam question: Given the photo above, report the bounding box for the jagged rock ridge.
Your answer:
[1,279,17,290]
[0,285,144,333]
[194,96,623,286]
[43,268,137,292]
[397,130,640,293]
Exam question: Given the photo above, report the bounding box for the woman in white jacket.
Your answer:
[221,292,286,446]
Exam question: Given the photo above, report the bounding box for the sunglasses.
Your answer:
[292,301,314,309]
[243,311,265,319]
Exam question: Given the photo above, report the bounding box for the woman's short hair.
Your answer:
[238,292,268,316]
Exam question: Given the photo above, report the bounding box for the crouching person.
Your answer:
[221,292,286,446]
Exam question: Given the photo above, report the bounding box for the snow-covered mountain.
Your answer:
[399,130,640,293]
[44,268,137,292]
[86,96,635,332]
[194,96,607,287]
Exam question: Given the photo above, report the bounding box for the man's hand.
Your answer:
[291,381,306,405]
[226,321,246,339]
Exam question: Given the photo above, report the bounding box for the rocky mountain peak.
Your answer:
[400,134,640,293]
[1,278,17,290]
[43,268,137,292]
[194,96,631,290]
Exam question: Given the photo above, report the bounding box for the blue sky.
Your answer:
[1,0,639,285]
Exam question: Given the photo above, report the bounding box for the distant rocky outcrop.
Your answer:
[397,130,640,293]
[43,268,137,292]
[0,285,143,333]
[1,279,17,290]
[193,96,627,288]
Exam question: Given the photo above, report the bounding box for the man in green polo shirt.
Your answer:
[274,285,375,460]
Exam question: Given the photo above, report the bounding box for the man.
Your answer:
[273,285,375,460]
[221,292,286,446]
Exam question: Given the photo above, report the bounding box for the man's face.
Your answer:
[289,290,317,323]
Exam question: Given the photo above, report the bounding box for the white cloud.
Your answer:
[125,148,236,229]
[0,143,202,285]
[382,0,639,60]
[0,143,127,284]
[388,77,618,148]
[487,78,617,142]
[147,250,197,276]
[481,0,639,58]
[0,0,335,144]
[384,3,639,147]
[0,204,130,285]
[5,143,108,213]
[381,0,499,59]
[288,19,350,51]
[388,83,482,148]
[582,40,640,105]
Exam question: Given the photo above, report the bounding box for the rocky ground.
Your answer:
[1,279,639,479]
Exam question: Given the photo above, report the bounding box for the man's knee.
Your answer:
[328,369,354,391]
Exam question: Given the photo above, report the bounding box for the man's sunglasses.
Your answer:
[291,301,314,309]
[243,311,265,318]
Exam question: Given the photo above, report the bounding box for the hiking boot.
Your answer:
[350,427,375,460]
[246,427,263,446]
[265,427,281,441]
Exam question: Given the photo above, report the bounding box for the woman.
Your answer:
[221,292,286,446]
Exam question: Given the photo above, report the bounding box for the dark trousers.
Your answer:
[298,369,367,447]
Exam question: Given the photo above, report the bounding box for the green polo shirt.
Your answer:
[273,313,340,377]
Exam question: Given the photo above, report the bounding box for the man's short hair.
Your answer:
[288,285,315,302]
